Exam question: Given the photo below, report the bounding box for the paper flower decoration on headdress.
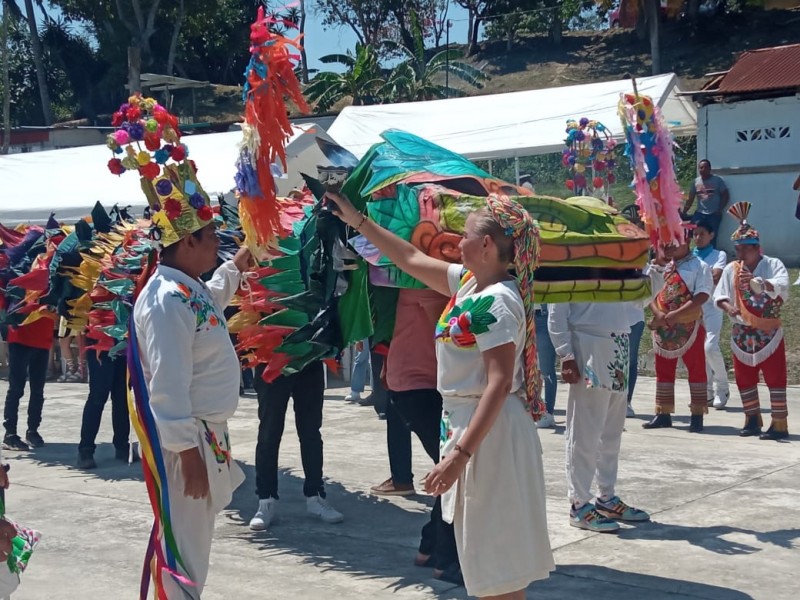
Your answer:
[563,117,618,200]
[235,6,310,257]
[106,93,212,247]
[618,91,684,249]
[728,201,760,245]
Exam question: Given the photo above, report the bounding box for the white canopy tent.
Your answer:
[328,73,697,161]
[0,123,333,224]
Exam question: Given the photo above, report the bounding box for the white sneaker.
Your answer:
[713,392,729,410]
[249,498,278,531]
[306,496,344,524]
[536,413,556,429]
[344,391,361,402]
[626,403,636,418]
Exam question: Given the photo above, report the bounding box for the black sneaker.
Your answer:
[25,430,45,448]
[642,414,672,429]
[357,394,375,407]
[3,434,30,451]
[77,451,97,470]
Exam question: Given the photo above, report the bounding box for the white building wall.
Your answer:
[697,96,800,266]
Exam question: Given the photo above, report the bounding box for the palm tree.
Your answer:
[2,0,55,125]
[304,44,385,113]
[381,11,488,103]
[297,0,309,84]
[2,2,10,152]
[41,19,106,119]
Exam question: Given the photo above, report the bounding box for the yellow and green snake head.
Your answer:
[343,130,651,304]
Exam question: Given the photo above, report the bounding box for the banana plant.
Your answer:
[304,43,385,112]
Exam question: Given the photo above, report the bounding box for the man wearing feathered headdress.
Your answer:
[643,225,714,433]
[714,202,790,441]
[111,94,253,598]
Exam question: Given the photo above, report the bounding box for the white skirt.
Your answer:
[441,394,555,597]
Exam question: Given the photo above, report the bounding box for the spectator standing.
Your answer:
[684,159,729,247]
[2,314,55,450]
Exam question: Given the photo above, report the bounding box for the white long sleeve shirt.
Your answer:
[133,261,242,453]
[695,248,727,319]
[713,255,789,325]
[649,255,714,301]
[548,302,631,359]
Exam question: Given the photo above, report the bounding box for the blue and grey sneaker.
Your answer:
[569,503,620,533]
[595,496,650,522]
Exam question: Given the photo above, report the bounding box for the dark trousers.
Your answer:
[3,342,49,436]
[391,389,459,571]
[369,351,389,416]
[79,350,130,453]
[255,361,325,499]
[628,320,645,402]
[386,396,413,485]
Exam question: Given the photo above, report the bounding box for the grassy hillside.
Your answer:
[465,9,800,96]
[183,10,800,126]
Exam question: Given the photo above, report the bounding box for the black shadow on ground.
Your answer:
[618,520,800,556]
[19,441,144,482]
[225,463,464,597]
[541,564,755,600]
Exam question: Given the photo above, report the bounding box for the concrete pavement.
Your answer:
[1,376,798,599]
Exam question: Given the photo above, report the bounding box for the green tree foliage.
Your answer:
[175,0,253,84]
[313,0,449,52]
[380,11,488,101]
[304,43,385,112]
[55,0,231,76]
[484,0,600,48]
[26,0,255,119]
[305,10,489,112]
[41,19,110,119]
[0,12,75,125]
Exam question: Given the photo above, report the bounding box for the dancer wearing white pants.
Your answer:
[134,237,252,598]
[549,302,650,533]
[691,221,730,408]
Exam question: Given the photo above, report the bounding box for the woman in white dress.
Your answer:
[328,192,554,599]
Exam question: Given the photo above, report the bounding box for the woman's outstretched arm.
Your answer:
[326,192,453,297]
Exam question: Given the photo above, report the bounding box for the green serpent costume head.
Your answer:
[342,130,651,304]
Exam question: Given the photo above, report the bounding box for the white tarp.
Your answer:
[328,73,697,161]
[0,123,332,224]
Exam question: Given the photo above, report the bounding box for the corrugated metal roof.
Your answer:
[716,44,800,94]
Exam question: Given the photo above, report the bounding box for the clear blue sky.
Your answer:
[23,1,471,74]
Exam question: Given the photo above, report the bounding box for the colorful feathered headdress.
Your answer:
[728,201,759,245]
[235,6,310,257]
[618,91,684,249]
[106,94,213,247]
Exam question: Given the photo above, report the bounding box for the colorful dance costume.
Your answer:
[713,202,790,440]
[646,253,713,430]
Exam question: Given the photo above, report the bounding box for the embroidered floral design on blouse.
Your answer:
[171,283,225,332]
[440,411,453,447]
[435,295,497,348]
[606,332,630,393]
[203,421,231,466]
